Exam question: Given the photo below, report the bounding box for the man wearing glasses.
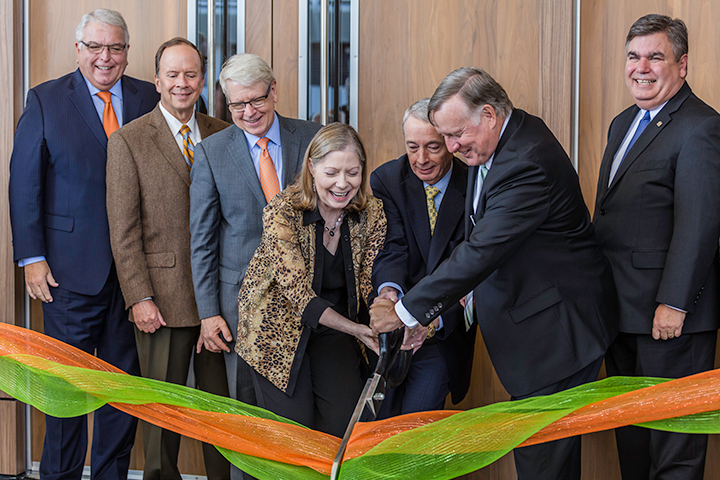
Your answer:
[9,9,158,480]
[189,53,320,480]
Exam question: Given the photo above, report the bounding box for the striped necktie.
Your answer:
[179,125,195,168]
[257,137,281,202]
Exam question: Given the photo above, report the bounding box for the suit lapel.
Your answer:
[465,166,477,240]
[197,113,215,140]
[121,76,144,126]
[403,172,431,266]
[607,84,691,194]
[148,106,191,186]
[226,126,267,206]
[278,114,303,187]
[68,70,108,149]
[597,108,636,200]
[428,161,465,271]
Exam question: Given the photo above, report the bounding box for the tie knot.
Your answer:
[97,91,112,104]
[425,185,440,200]
[642,111,651,122]
[257,137,270,150]
[480,165,489,180]
[179,124,191,137]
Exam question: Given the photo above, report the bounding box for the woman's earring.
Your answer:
[312,182,316,193]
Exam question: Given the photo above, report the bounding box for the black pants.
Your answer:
[605,331,716,480]
[135,325,230,480]
[512,356,604,480]
[251,326,365,438]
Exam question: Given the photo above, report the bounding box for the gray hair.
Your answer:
[401,98,431,135]
[626,14,688,62]
[219,53,275,97]
[76,9,129,45]
[428,67,513,124]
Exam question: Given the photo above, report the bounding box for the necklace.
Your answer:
[324,212,344,237]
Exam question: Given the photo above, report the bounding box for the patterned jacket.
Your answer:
[236,191,386,393]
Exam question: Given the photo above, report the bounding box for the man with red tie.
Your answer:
[9,9,158,480]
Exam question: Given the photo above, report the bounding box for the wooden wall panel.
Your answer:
[0,1,26,474]
[358,0,573,173]
[272,0,299,119]
[245,0,273,68]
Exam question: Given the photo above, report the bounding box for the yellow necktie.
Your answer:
[257,137,281,202]
[179,124,195,167]
[425,185,440,235]
[96,91,119,137]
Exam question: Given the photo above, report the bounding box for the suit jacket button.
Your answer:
[343,234,349,241]
[438,302,443,309]
[600,209,607,215]
[425,313,432,319]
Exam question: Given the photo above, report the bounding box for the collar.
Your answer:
[84,75,123,101]
[424,161,454,192]
[243,112,281,148]
[483,111,512,171]
[638,100,669,122]
[159,101,198,135]
[303,207,361,226]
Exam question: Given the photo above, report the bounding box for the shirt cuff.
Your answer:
[436,315,444,330]
[395,300,419,329]
[18,256,46,267]
[377,282,404,298]
[664,304,687,314]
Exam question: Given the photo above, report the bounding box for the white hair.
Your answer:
[219,53,275,97]
[76,9,129,45]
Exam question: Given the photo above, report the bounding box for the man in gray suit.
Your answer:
[189,53,320,479]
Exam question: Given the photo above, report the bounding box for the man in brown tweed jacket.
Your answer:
[106,38,230,480]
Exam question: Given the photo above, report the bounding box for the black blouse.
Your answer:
[300,209,360,329]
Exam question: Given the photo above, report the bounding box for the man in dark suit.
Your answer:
[371,98,475,416]
[107,38,230,480]
[593,15,720,480]
[189,53,321,480]
[370,67,618,480]
[8,9,159,480]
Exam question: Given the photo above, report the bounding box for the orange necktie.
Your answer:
[257,137,281,202]
[97,91,119,137]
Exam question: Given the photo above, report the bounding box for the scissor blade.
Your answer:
[330,373,385,480]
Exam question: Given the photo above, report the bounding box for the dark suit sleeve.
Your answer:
[9,89,49,262]
[657,115,720,312]
[403,159,551,325]
[106,131,154,307]
[370,169,410,294]
[190,142,223,319]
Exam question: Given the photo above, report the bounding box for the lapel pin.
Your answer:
[656,121,663,127]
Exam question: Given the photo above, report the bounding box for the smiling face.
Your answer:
[155,44,205,124]
[225,79,277,137]
[404,116,453,185]
[431,95,501,166]
[311,149,362,217]
[76,22,128,90]
[625,32,687,110]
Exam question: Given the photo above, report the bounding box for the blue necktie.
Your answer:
[609,110,651,184]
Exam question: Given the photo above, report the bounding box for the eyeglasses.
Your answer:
[227,83,273,113]
[80,41,127,55]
